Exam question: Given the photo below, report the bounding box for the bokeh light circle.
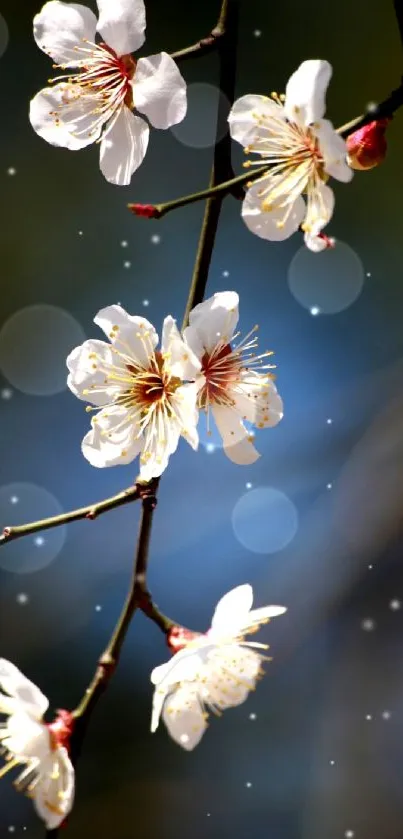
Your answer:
[170,83,230,149]
[288,240,364,314]
[0,305,86,395]
[232,487,298,554]
[0,13,9,59]
[0,483,67,574]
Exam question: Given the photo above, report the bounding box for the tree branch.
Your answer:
[45,2,240,835]
[0,484,142,546]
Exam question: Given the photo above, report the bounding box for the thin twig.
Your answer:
[45,3,240,835]
[0,485,141,546]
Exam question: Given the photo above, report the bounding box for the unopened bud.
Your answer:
[128,203,160,218]
[346,118,391,171]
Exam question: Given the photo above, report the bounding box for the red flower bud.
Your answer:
[128,203,160,218]
[346,118,391,171]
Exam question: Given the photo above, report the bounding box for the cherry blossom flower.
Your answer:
[67,305,200,480]
[150,585,287,750]
[228,60,353,250]
[29,0,187,184]
[0,659,74,829]
[184,291,283,465]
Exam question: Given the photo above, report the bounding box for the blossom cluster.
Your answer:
[1,586,286,826]
[0,0,391,830]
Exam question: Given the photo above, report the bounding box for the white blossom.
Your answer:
[184,291,283,465]
[150,585,287,750]
[228,60,353,249]
[30,0,187,184]
[67,304,200,480]
[0,660,74,830]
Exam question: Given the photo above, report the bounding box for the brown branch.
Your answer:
[45,3,240,835]
[0,484,141,546]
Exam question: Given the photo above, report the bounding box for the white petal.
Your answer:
[161,316,200,380]
[228,94,286,147]
[212,405,260,465]
[66,339,126,406]
[162,684,208,750]
[133,52,187,129]
[151,648,204,689]
[284,60,332,127]
[304,232,328,252]
[231,372,283,428]
[245,605,287,630]
[314,119,353,182]
[205,646,261,706]
[33,1,97,64]
[138,422,181,482]
[99,107,149,185]
[184,292,239,355]
[93,305,158,367]
[3,712,50,760]
[242,181,305,242]
[303,180,334,240]
[82,406,144,468]
[170,383,199,451]
[0,660,48,719]
[29,85,101,149]
[33,748,75,830]
[211,584,253,635]
[96,0,146,55]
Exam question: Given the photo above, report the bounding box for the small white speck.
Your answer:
[390,599,401,611]
[326,418,333,425]
[206,443,215,453]
[95,604,102,612]
[253,29,262,37]
[326,483,332,490]
[382,710,391,720]
[121,240,128,247]
[246,482,253,490]
[10,495,19,504]
[7,167,16,176]
[151,234,161,244]
[310,306,321,316]
[34,536,45,547]
[368,564,373,570]
[365,714,372,721]
[345,831,355,838]
[16,593,29,605]
[329,760,335,765]
[245,781,252,788]
[361,618,375,631]
[124,261,131,268]
[1,388,13,400]
[206,813,211,817]
[222,270,230,277]
[8,828,15,834]
[180,733,189,744]
[367,101,378,112]
[249,712,257,720]
[78,230,83,236]
[142,299,150,307]
[366,271,371,278]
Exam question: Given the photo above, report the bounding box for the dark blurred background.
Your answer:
[0,0,403,836]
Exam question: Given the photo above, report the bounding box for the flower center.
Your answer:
[49,39,137,140]
[127,351,182,414]
[199,343,242,410]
